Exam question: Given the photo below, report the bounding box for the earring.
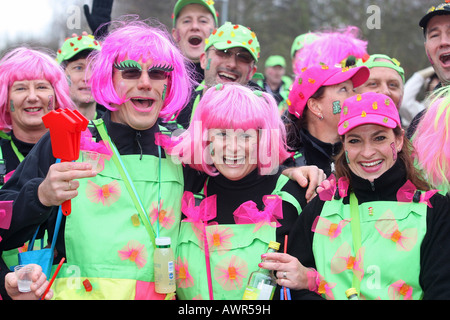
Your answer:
[318,113,324,120]
[210,143,215,156]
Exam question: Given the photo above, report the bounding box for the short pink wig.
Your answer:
[413,87,450,192]
[0,47,74,131]
[89,18,194,121]
[294,26,368,75]
[172,83,292,176]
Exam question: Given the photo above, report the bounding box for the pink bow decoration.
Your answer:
[375,210,417,251]
[318,174,350,201]
[233,195,283,232]
[396,180,438,208]
[312,216,350,242]
[330,242,365,281]
[154,132,181,151]
[0,201,13,242]
[388,280,413,300]
[181,191,217,224]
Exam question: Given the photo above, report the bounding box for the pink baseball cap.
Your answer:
[338,92,401,135]
[287,64,370,118]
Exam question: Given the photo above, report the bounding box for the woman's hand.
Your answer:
[259,252,310,290]
[282,165,326,202]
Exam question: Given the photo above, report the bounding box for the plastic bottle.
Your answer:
[345,288,359,300]
[154,237,176,294]
[242,241,280,300]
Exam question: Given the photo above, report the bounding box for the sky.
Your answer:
[0,0,54,44]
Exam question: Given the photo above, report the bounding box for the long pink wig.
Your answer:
[413,87,450,192]
[172,83,292,176]
[294,26,368,75]
[89,18,194,121]
[0,47,74,131]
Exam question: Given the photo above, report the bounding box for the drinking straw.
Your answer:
[41,257,65,300]
[282,235,291,300]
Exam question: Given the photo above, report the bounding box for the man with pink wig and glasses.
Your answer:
[0,18,194,300]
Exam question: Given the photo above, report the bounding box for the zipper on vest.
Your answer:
[135,131,143,160]
[370,181,375,191]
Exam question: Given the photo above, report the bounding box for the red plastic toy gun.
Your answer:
[42,109,89,216]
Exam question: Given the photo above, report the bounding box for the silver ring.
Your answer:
[283,271,287,279]
[68,180,72,190]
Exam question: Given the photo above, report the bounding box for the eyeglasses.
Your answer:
[210,48,254,64]
[113,60,173,80]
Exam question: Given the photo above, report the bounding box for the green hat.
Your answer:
[57,34,101,64]
[356,54,405,83]
[265,55,286,68]
[290,32,319,58]
[172,0,219,27]
[204,22,260,62]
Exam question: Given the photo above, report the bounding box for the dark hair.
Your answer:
[334,126,430,190]
[60,49,94,69]
[285,86,326,150]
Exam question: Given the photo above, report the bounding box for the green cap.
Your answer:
[356,53,405,83]
[57,35,101,64]
[265,55,286,68]
[172,0,219,27]
[290,32,319,58]
[204,22,260,62]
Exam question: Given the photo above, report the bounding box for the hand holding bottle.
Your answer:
[258,252,311,291]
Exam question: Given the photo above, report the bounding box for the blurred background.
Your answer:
[0,0,438,80]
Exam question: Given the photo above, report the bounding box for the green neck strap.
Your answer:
[95,120,157,248]
[349,192,362,296]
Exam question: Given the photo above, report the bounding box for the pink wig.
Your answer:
[413,87,450,192]
[294,26,368,75]
[172,83,292,176]
[89,18,194,121]
[0,47,74,131]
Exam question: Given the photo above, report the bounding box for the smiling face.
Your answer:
[8,79,55,135]
[343,124,403,182]
[172,3,215,63]
[425,14,450,84]
[111,58,170,130]
[354,66,403,109]
[200,46,257,87]
[208,128,259,181]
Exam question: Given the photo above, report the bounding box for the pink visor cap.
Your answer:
[287,64,370,119]
[338,92,401,135]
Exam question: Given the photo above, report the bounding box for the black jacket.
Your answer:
[292,128,342,178]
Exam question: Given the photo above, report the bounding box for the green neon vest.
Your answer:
[312,196,427,300]
[51,121,183,299]
[176,174,302,300]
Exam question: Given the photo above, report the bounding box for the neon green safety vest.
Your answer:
[312,194,427,300]
[176,174,301,300]
[51,120,184,299]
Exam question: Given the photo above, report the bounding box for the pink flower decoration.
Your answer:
[175,256,194,289]
[118,240,148,268]
[311,216,350,242]
[388,280,413,300]
[375,210,418,251]
[214,255,248,291]
[149,199,175,230]
[207,225,234,255]
[86,180,121,206]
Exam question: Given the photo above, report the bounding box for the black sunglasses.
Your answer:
[210,48,254,64]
